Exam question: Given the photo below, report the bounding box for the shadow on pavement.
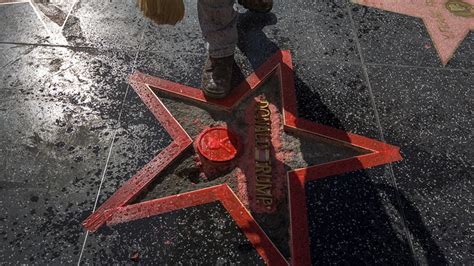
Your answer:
[235,10,447,265]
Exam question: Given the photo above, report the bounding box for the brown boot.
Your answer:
[202,55,234,99]
[238,0,273,13]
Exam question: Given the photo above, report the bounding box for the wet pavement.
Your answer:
[0,0,472,265]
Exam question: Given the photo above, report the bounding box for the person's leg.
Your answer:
[198,0,237,99]
[198,0,238,58]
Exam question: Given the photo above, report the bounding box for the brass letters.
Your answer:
[254,99,273,208]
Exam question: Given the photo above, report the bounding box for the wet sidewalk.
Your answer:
[0,0,472,264]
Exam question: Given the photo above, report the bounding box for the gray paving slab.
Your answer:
[368,65,473,264]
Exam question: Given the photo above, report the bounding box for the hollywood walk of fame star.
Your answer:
[82,50,402,265]
[353,0,474,65]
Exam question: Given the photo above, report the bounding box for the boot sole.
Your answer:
[202,88,229,99]
[238,0,273,13]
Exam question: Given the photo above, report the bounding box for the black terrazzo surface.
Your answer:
[81,202,265,265]
[305,169,415,265]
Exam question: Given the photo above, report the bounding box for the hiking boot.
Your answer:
[202,55,234,99]
[238,0,273,13]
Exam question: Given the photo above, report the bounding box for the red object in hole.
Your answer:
[196,127,240,162]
